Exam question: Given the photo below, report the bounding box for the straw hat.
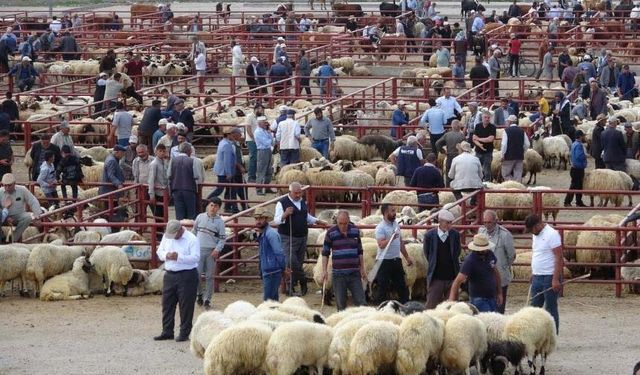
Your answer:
[467,233,495,252]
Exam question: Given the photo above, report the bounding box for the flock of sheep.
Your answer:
[190,296,557,375]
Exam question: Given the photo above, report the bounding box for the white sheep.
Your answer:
[203,321,273,375]
[273,304,326,323]
[396,312,445,375]
[281,296,309,308]
[477,312,508,344]
[144,265,165,294]
[436,300,479,315]
[73,230,102,253]
[621,259,640,294]
[223,300,257,323]
[100,229,144,245]
[440,314,488,374]
[347,321,400,375]
[503,307,557,375]
[266,321,333,375]
[375,166,396,187]
[328,318,370,374]
[583,169,631,207]
[0,246,31,296]
[248,309,302,323]
[325,306,377,327]
[26,244,85,297]
[111,269,148,296]
[190,310,233,359]
[87,246,134,296]
[381,189,418,206]
[39,256,91,301]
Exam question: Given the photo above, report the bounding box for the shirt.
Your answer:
[112,110,133,140]
[437,227,448,242]
[51,131,77,156]
[304,117,336,141]
[474,122,497,154]
[194,53,206,71]
[148,157,168,197]
[104,79,124,101]
[0,185,42,218]
[232,45,243,65]
[193,213,226,251]
[508,38,521,55]
[322,223,364,274]
[212,138,235,177]
[49,20,62,33]
[471,16,484,33]
[435,96,462,120]
[374,219,401,259]
[539,97,549,115]
[273,196,318,225]
[170,143,196,159]
[132,156,154,184]
[500,124,531,158]
[275,118,301,149]
[460,251,498,298]
[254,127,274,150]
[420,107,446,135]
[435,48,450,68]
[531,224,561,275]
[157,229,200,271]
[37,161,57,194]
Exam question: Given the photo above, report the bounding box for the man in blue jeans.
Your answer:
[255,207,285,301]
[525,214,563,333]
[449,233,503,312]
[304,107,335,158]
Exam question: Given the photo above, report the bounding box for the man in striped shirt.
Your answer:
[321,210,366,311]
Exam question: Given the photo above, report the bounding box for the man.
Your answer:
[231,40,244,89]
[193,197,226,310]
[158,122,178,150]
[244,104,263,183]
[255,116,275,196]
[49,16,62,33]
[58,31,80,62]
[599,58,619,94]
[169,143,199,220]
[276,109,301,166]
[618,64,637,101]
[373,203,414,304]
[524,214,563,333]
[29,134,60,181]
[471,12,485,34]
[304,107,335,158]
[121,135,138,182]
[9,56,38,92]
[37,150,58,207]
[409,153,444,208]
[148,144,169,221]
[564,130,587,207]
[391,101,410,139]
[589,78,608,119]
[420,100,446,154]
[274,182,326,296]
[187,35,206,62]
[464,102,481,142]
[507,33,521,77]
[246,56,265,92]
[298,49,312,97]
[317,60,337,100]
[103,73,124,112]
[0,173,42,242]
[448,233,502,312]
[269,56,290,97]
[209,127,240,211]
[154,219,200,342]
[470,56,490,94]
[488,49,501,96]
[255,207,285,301]
[436,88,463,126]
[2,92,19,130]
[452,57,466,88]
[99,144,126,196]
[124,54,145,90]
[501,115,530,183]
[561,59,579,91]
[493,98,510,127]
[472,111,496,181]
[139,100,162,147]
[51,120,78,156]
[172,99,195,139]
[0,130,12,181]
[479,210,516,313]
[422,209,460,308]
[624,122,640,159]
[395,135,424,186]
[590,114,606,169]
[161,88,179,115]
[601,117,626,171]
[322,210,367,311]
[132,143,154,187]
[449,141,483,201]
[298,14,311,32]
[111,102,133,147]
[272,36,286,64]
[540,45,554,84]
[435,120,465,186]
[231,132,247,213]
[434,41,450,68]
[552,92,572,138]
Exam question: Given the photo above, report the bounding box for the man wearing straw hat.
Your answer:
[255,206,286,301]
[449,233,503,313]
[424,209,461,308]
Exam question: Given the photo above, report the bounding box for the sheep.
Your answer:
[346,321,400,375]
[621,259,640,294]
[523,148,544,185]
[87,246,134,296]
[375,166,396,188]
[248,309,302,323]
[273,304,326,323]
[112,269,148,296]
[203,322,274,375]
[145,265,165,294]
[0,246,30,296]
[351,65,372,76]
[532,134,569,170]
[480,340,527,375]
[477,312,508,344]
[300,146,323,162]
[223,300,257,323]
[328,319,370,374]
[80,146,110,162]
[503,307,557,375]
[582,168,632,207]
[396,312,445,375]
[266,321,333,375]
[281,296,309,308]
[528,186,561,221]
[512,251,573,281]
[39,256,92,301]
[325,306,376,327]
[436,300,479,315]
[440,314,488,375]
[343,170,375,202]
[380,189,418,206]
[26,244,85,297]
[81,162,105,184]
[190,310,233,359]
[100,230,144,245]
[73,230,102,253]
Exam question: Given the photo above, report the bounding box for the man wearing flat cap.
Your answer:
[255,207,286,301]
[0,173,42,243]
[154,219,201,342]
[423,209,461,308]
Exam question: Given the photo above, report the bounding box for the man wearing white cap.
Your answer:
[273,36,286,64]
[245,56,263,92]
[448,141,483,201]
[231,40,244,89]
[51,120,78,157]
[448,233,503,312]
[254,116,276,195]
[154,219,200,342]
[152,119,168,151]
[501,114,529,183]
[8,56,38,92]
[276,109,301,166]
[423,209,461,308]
[0,173,41,243]
[158,122,179,151]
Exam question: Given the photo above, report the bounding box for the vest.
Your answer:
[503,125,525,161]
[170,155,196,192]
[278,197,309,238]
[397,145,421,178]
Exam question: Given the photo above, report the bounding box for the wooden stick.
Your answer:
[527,273,591,303]
[320,279,327,312]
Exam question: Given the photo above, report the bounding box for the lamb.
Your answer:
[346,321,400,375]
[621,259,640,294]
[440,314,488,375]
[480,340,527,375]
[436,300,479,315]
[73,230,102,253]
[203,321,273,375]
[273,304,326,323]
[532,133,569,170]
[396,312,445,375]
[111,269,148,296]
[477,312,509,344]
[81,162,105,184]
[503,307,557,375]
[39,256,92,301]
[223,300,257,323]
[266,321,333,375]
[26,244,85,297]
[248,309,302,323]
[86,246,134,296]
[343,170,375,202]
[325,306,377,327]
[0,246,30,296]
[145,265,165,294]
[100,230,144,245]
[190,310,233,359]
[380,189,418,206]
[80,146,110,162]
[328,318,370,374]
[375,166,396,187]
[281,296,309,308]
[523,148,544,185]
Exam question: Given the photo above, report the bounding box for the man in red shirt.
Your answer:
[507,33,521,77]
[124,53,145,90]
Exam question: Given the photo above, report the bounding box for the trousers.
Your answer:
[374,258,409,304]
[530,274,560,333]
[477,152,493,181]
[564,167,585,205]
[161,268,198,338]
[280,149,300,166]
[312,139,329,158]
[263,272,283,301]
[498,285,509,314]
[333,272,366,311]
[197,247,216,302]
[247,141,257,181]
[471,296,498,312]
[426,279,453,309]
[501,159,524,183]
[5,212,33,242]
[256,149,273,188]
[173,190,196,220]
[281,235,307,288]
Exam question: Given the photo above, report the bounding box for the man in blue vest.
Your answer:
[500,115,530,183]
[273,181,328,296]
[396,135,424,186]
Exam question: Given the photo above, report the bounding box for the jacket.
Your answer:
[213,138,236,177]
[37,161,57,194]
[258,226,286,277]
[448,152,483,189]
[30,141,61,180]
[590,124,605,159]
[56,155,83,184]
[571,140,587,169]
[589,87,607,118]
[601,127,626,163]
[423,228,461,284]
[478,225,516,286]
[245,63,266,87]
[99,155,124,195]
[599,65,619,88]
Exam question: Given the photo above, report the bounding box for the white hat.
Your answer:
[158,119,168,126]
[257,116,268,122]
[280,43,287,48]
[459,141,472,152]
[22,56,31,62]
[167,122,177,130]
[279,105,288,112]
[128,135,138,144]
[99,72,108,78]
[280,56,286,61]
[507,115,518,122]
[176,122,186,130]
[250,56,259,63]
[467,233,495,251]
[398,100,406,106]
[437,209,455,223]
[277,36,285,41]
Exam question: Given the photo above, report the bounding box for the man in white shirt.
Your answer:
[154,220,201,342]
[194,51,206,77]
[49,16,62,33]
[435,87,463,124]
[231,40,244,89]
[525,214,562,333]
[278,15,286,32]
[275,109,301,166]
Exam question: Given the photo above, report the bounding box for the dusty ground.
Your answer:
[1,282,639,375]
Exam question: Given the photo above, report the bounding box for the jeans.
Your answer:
[262,272,283,301]
[390,124,403,139]
[477,152,493,181]
[247,141,257,182]
[470,296,498,312]
[197,247,216,302]
[509,54,520,76]
[280,149,300,166]
[61,183,79,200]
[207,175,236,211]
[44,191,58,207]
[498,285,508,314]
[429,132,444,155]
[333,272,366,311]
[17,77,35,91]
[173,190,197,220]
[530,274,560,333]
[564,167,585,205]
[117,138,129,147]
[232,173,248,211]
[312,139,329,158]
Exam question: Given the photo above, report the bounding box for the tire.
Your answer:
[520,59,537,77]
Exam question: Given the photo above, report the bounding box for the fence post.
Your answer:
[24,122,31,155]
[137,184,146,224]
[615,229,622,298]
[306,188,316,215]
[391,78,398,101]
[476,189,485,225]
[532,191,543,217]
[151,225,158,268]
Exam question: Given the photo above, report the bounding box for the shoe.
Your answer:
[564,203,572,207]
[256,190,265,196]
[300,282,308,296]
[576,202,587,207]
[265,189,277,194]
[204,300,211,310]
[175,335,189,342]
[153,333,174,341]
[197,295,203,306]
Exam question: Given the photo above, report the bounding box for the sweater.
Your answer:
[192,213,226,251]
[409,164,445,189]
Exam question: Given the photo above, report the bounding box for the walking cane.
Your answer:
[525,273,591,306]
[320,279,327,312]
[288,218,294,294]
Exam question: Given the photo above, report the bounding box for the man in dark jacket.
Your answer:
[171,99,195,140]
[9,56,38,92]
[395,135,423,185]
[469,56,490,95]
[99,49,117,74]
[617,64,637,101]
[139,100,163,146]
[423,209,461,309]
[269,57,290,96]
[30,134,61,181]
[589,78,607,119]
[590,114,606,169]
[508,0,522,17]
[99,144,126,196]
[552,92,573,138]
[245,56,266,92]
[57,31,80,61]
[623,122,640,159]
[2,92,18,131]
[409,153,444,209]
[564,130,587,207]
[601,117,627,171]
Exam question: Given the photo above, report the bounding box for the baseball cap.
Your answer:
[164,219,183,239]
[22,56,31,62]
[59,120,69,129]
[158,119,168,126]
[129,135,138,144]
[287,109,296,115]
